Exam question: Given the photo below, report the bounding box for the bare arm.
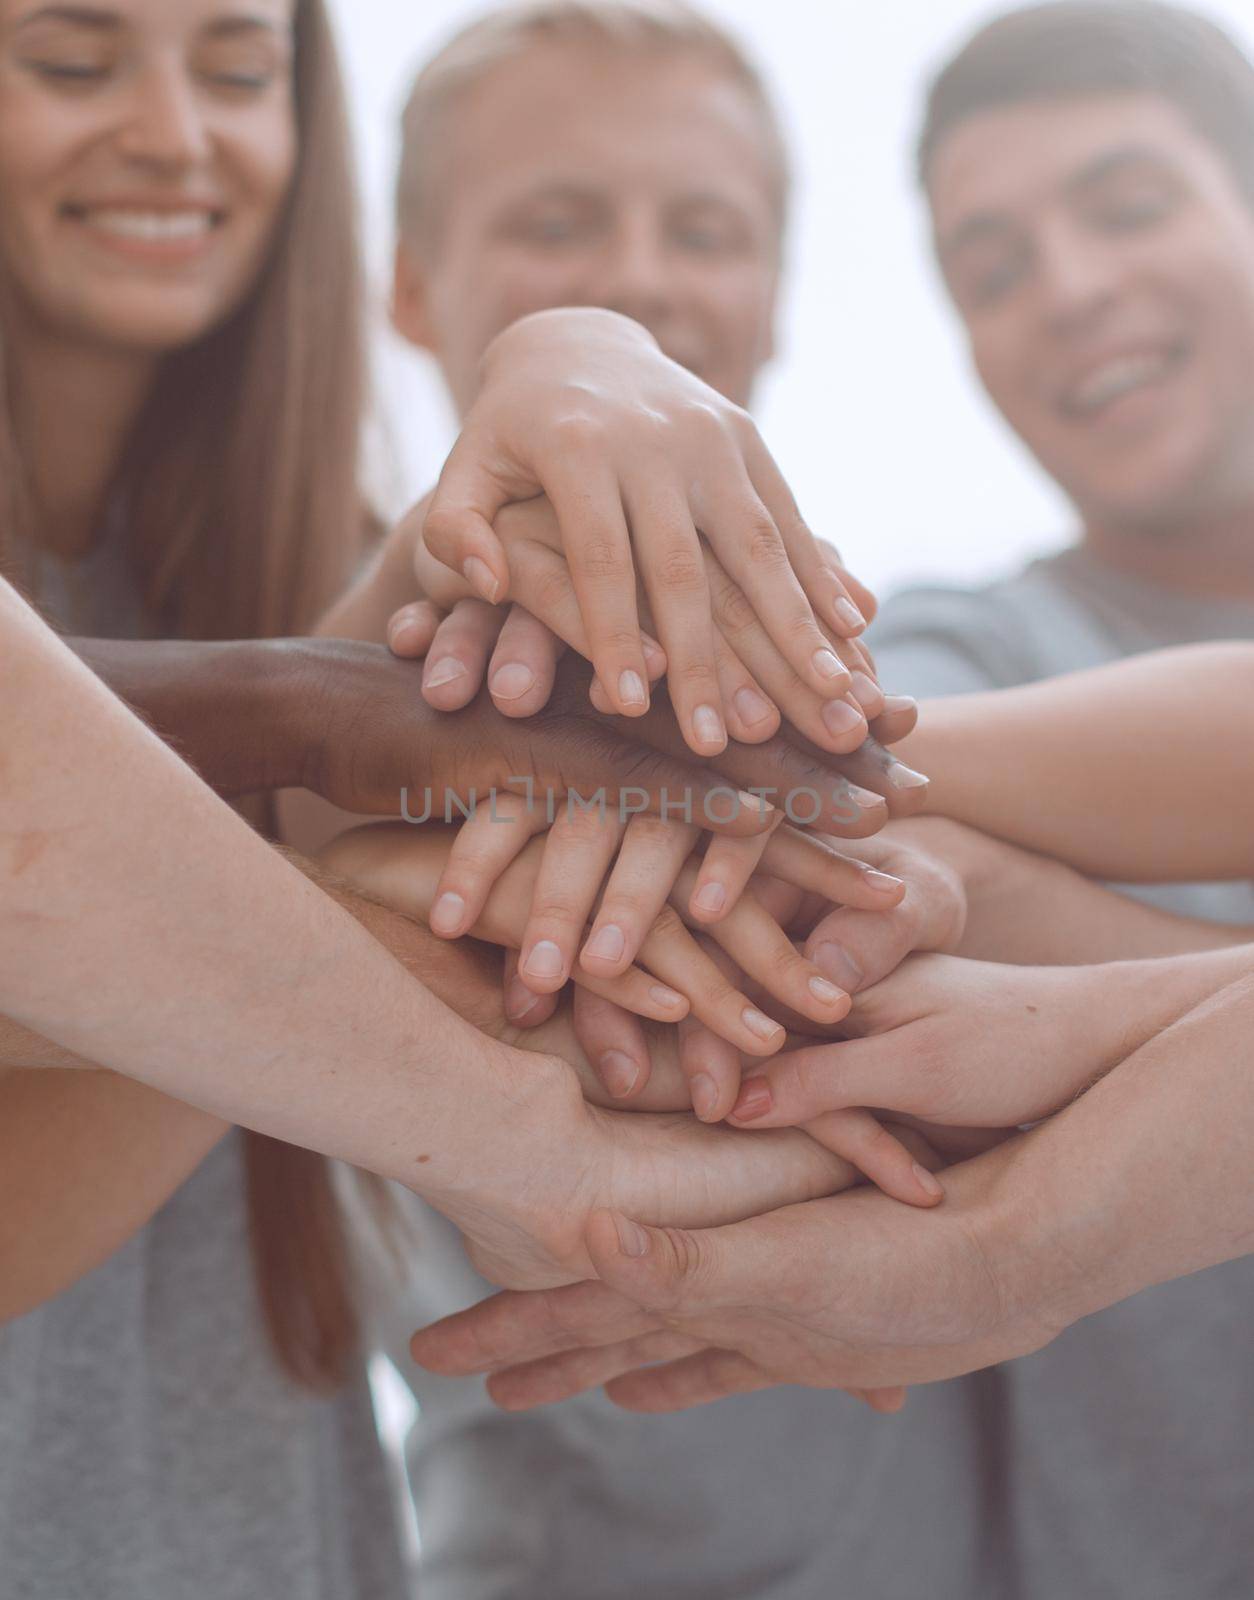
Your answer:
[895,643,1254,881]
[888,817,1254,965]
[0,577,571,1189]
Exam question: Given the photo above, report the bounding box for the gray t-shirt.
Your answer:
[1,537,409,1600]
[384,544,1254,1600]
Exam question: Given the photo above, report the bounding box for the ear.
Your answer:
[391,238,440,354]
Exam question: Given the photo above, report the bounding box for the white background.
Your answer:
[327,0,1254,597]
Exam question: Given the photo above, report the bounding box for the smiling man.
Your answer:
[853,2,1254,1595]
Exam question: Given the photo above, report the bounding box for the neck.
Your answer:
[9,317,158,561]
[1082,497,1254,604]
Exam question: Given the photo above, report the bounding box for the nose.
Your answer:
[590,213,678,328]
[114,58,212,171]
[1035,220,1124,338]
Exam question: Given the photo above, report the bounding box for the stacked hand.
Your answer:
[405,308,879,755]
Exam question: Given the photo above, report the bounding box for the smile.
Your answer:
[1059,341,1188,419]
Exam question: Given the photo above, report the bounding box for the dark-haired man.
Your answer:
[843,2,1254,1593]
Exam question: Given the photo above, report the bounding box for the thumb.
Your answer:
[585,1209,707,1313]
[584,1207,776,1318]
[423,432,515,604]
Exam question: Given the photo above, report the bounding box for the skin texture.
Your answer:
[394,40,781,413]
[0,0,297,559]
[2,581,884,1313]
[409,972,1254,1411]
[929,92,1254,597]
[892,643,1254,881]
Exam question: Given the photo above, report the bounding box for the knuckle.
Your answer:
[743,519,788,569]
[670,657,720,691]
[576,538,631,583]
[530,564,576,615]
[530,893,582,925]
[653,548,706,592]
[552,410,609,451]
[712,581,757,636]
[622,816,677,851]
[647,904,687,942]
[422,505,469,552]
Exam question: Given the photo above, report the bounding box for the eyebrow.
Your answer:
[14,6,120,29]
[13,6,284,34]
[1064,143,1176,195]
[937,211,1017,263]
[939,142,1178,260]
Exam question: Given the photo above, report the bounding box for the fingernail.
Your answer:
[692,881,726,917]
[813,647,846,681]
[522,940,564,980]
[649,984,687,1011]
[849,671,881,712]
[506,976,543,1021]
[732,1077,773,1120]
[742,1007,783,1042]
[734,686,774,727]
[864,870,903,893]
[584,924,626,963]
[489,662,536,701]
[693,704,726,748]
[850,786,884,813]
[430,892,466,934]
[618,670,647,709]
[913,1161,944,1199]
[887,764,929,791]
[387,614,420,649]
[613,1214,651,1258]
[424,658,466,690]
[738,789,775,818]
[808,975,846,1006]
[822,699,865,738]
[881,695,917,716]
[689,1072,719,1121]
[600,1050,640,1099]
[832,597,866,633]
[642,635,666,668]
[814,941,864,993]
[462,556,499,604]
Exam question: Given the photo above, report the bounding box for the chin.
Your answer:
[68,289,244,355]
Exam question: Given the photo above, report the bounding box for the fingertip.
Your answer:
[911,1161,945,1204]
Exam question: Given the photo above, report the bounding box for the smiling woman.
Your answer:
[0,3,420,1595]
[0,0,363,636]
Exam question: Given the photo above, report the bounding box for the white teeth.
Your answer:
[83,209,214,241]
[1066,351,1176,415]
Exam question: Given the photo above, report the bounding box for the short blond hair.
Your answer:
[396,0,790,250]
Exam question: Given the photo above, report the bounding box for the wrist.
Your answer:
[70,636,308,795]
[409,1038,595,1216]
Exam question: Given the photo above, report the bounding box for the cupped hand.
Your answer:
[417,307,872,748]
[410,487,879,757]
[408,1132,1062,1408]
[728,954,1115,1132]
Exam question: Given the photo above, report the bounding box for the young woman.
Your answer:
[0,3,911,1593]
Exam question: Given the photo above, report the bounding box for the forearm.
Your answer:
[0,1068,227,1323]
[2,582,572,1207]
[988,970,1254,1333]
[895,643,1254,881]
[0,856,506,1323]
[66,636,314,797]
[890,818,1254,964]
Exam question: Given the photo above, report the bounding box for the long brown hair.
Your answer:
[1,0,389,1393]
